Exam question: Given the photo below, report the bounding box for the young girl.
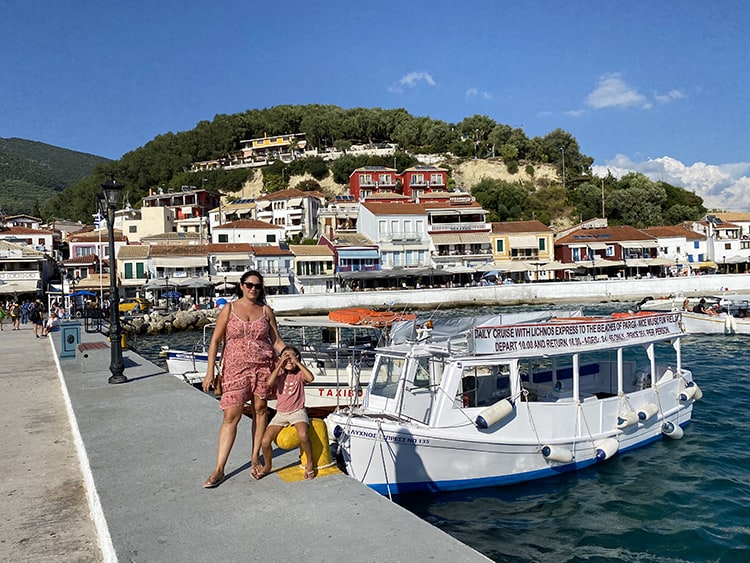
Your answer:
[253,345,315,480]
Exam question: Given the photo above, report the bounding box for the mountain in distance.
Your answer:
[0,137,110,216]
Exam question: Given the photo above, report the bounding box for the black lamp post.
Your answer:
[100,177,127,384]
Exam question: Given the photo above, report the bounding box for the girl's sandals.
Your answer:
[251,465,270,480]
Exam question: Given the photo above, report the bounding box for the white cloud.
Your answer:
[466,87,492,100]
[654,89,685,103]
[564,109,585,117]
[388,71,436,93]
[586,73,649,109]
[592,155,750,211]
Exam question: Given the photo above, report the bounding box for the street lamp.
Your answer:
[100,177,126,384]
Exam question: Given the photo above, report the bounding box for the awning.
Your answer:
[586,242,609,250]
[76,275,111,289]
[696,261,718,269]
[0,281,38,295]
[511,235,539,248]
[459,233,491,244]
[151,256,208,267]
[578,258,625,268]
[620,241,658,249]
[723,255,748,264]
[430,233,462,245]
[337,250,379,260]
[493,260,532,272]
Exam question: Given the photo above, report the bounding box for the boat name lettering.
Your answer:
[318,388,364,398]
[349,429,429,444]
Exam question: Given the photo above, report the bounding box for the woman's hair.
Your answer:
[236,270,267,304]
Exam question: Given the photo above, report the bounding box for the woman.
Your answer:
[201,270,285,488]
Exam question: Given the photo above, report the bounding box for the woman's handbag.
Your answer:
[212,361,223,396]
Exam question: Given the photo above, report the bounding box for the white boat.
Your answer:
[680,310,750,335]
[637,291,746,313]
[164,314,388,411]
[327,311,700,496]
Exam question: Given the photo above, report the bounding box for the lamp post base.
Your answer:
[108,373,128,384]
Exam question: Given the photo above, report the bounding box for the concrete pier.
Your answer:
[0,323,489,562]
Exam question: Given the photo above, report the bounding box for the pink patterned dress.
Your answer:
[219,304,277,409]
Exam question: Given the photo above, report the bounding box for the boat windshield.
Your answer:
[370,355,405,399]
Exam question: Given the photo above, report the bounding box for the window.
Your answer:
[572,247,582,261]
[538,238,546,251]
[693,241,700,249]
[136,263,145,278]
[371,356,404,399]
[606,246,614,257]
[124,263,133,279]
[266,234,277,243]
[129,225,137,233]
[218,234,228,243]
[495,239,504,253]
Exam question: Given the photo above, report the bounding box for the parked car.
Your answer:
[119,297,151,313]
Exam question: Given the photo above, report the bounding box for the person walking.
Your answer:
[9,300,22,331]
[29,299,45,337]
[201,270,286,488]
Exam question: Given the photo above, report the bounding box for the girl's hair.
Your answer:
[236,270,267,304]
[281,345,301,359]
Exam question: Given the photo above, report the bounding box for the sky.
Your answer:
[3,1,749,211]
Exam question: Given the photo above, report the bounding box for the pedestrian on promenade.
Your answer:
[201,270,286,488]
[253,345,315,480]
[21,299,30,323]
[9,300,22,331]
[0,301,7,330]
[30,299,45,337]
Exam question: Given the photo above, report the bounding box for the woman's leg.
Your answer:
[205,404,244,486]
[251,396,268,468]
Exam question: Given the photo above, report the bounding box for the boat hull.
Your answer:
[681,312,750,335]
[329,376,694,495]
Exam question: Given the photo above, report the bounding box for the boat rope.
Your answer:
[521,389,544,449]
[375,419,395,501]
[577,402,599,458]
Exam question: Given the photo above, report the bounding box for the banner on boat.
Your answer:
[473,313,683,356]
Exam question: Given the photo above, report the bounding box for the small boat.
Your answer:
[327,310,700,496]
[680,309,750,335]
[163,314,387,411]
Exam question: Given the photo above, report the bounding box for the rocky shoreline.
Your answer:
[121,309,219,335]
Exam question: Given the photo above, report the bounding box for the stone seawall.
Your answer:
[123,274,750,334]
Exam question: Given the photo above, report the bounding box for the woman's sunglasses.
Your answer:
[243,282,263,290]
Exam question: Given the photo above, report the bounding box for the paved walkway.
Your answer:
[0,323,101,561]
[0,321,489,562]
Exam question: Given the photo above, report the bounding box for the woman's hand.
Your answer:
[202,372,213,393]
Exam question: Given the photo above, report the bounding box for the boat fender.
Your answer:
[541,445,574,463]
[661,421,684,439]
[616,411,640,429]
[725,315,737,334]
[689,382,703,400]
[637,403,660,421]
[679,385,698,402]
[594,438,619,461]
[475,399,514,429]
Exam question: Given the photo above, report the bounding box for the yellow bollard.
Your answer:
[275,418,340,482]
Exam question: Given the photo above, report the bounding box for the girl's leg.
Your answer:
[204,404,244,487]
[251,396,268,469]
[294,422,315,478]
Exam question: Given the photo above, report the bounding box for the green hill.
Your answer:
[0,137,110,216]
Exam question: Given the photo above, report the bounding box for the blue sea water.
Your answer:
[133,303,750,563]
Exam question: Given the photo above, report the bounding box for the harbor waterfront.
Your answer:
[263,274,750,315]
[136,301,750,562]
